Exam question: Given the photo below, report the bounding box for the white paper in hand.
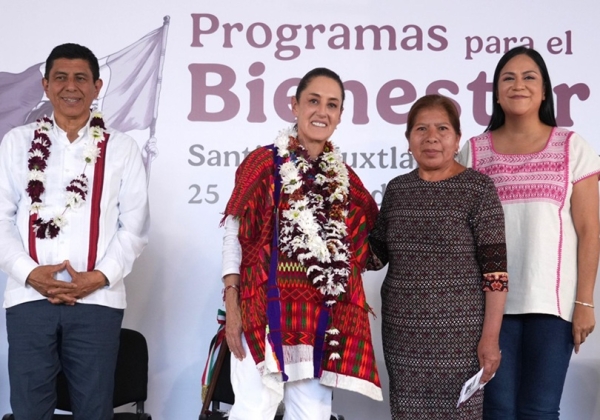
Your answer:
[457,368,493,408]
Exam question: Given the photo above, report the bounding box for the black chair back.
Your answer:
[113,328,149,408]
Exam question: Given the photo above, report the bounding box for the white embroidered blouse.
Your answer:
[459,128,600,321]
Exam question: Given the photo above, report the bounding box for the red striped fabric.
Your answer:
[28,213,38,263]
[86,132,110,271]
[223,145,382,391]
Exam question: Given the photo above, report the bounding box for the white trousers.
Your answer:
[228,336,333,420]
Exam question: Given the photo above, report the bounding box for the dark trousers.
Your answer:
[483,314,574,420]
[6,300,123,420]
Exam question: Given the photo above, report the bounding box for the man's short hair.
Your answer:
[44,43,100,82]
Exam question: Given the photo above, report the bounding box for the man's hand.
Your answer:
[26,262,78,305]
[44,261,107,304]
[54,261,107,300]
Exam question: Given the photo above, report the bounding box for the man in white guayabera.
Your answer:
[0,43,149,420]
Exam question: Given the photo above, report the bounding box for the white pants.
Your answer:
[229,336,333,420]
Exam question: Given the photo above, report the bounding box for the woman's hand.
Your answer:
[572,304,595,354]
[478,288,506,383]
[477,336,501,383]
[570,175,600,354]
[223,275,245,361]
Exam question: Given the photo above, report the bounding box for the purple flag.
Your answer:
[0,64,44,141]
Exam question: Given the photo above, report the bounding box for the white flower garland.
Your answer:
[275,126,351,298]
[27,111,106,239]
[274,126,352,360]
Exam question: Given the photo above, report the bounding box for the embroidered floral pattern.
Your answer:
[482,272,509,292]
[471,130,571,205]
[27,111,106,239]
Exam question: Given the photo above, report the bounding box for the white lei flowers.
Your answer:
[27,111,107,239]
[274,126,351,304]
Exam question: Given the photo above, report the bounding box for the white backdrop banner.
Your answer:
[1,1,599,419]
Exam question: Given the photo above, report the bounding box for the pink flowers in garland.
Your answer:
[275,126,351,361]
[27,112,106,239]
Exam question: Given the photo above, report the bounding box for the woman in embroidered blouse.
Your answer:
[459,46,600,419]
[220,67,382,420]
[369,94,508,419]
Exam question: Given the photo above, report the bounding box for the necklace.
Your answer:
[275,126,351,360]
[27,111,107,239]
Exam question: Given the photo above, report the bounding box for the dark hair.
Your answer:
[405,94,461,139]
[295,67,345,108]
[486,46,556,131]
[44,43,100,82]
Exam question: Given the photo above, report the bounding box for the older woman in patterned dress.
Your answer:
[369,94,508,419]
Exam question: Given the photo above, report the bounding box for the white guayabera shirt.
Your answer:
[0,116,149,309]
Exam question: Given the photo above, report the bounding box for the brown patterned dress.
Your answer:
[369,169,507,419]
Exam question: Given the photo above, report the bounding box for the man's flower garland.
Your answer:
[274,126,351,361]
[27,112,107,239]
